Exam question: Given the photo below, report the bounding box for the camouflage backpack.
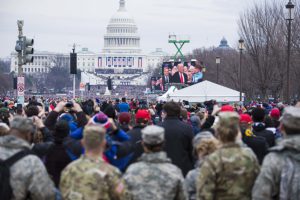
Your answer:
[280,152,300,200]
[0,150,31,200]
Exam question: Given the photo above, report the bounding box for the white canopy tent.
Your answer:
[166,80,244,103]
[156,86,178,102]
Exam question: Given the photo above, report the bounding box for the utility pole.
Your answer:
[70,44,78,99]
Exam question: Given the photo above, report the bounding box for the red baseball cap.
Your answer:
[220,105,234,112]
[270,108,280,119]
[135,109,151,122]
[240,114,253,124]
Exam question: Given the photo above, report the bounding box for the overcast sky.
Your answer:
[0,0,261,58]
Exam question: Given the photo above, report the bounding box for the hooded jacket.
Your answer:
[0,135,55,200]
[252,135,300,200]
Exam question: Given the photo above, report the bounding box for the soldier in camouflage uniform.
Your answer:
[60,125,130,200]
[252,106,300,200]
[196,112,260,200]
[124,125,186,200]
[0,117,56,200]
[184,131,219,200]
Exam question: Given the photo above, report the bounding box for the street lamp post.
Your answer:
[216,56,221,84]
[238,38,245,102]
[285,0,294,104]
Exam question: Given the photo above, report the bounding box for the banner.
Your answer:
[17,76,25,96]
[17,76,25,105]
[79,82,85,91]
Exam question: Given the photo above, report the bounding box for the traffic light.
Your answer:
[15,36,34,64]
[23,37,34,63]
[70,53,77,74]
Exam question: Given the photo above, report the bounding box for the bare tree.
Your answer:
[238,0,300,101]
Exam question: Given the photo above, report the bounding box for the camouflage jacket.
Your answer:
[60,155,130,200]
[184,160,203,200]
[252,135,300,200]
[196,143,260,200]
[124,151,186,200]
[0,135,55,200]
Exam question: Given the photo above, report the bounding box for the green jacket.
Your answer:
[60,155,130,200]
[196,142,260,200]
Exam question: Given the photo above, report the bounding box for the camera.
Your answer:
[65,102,74,108]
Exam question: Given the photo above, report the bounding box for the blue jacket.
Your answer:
[69,126,132,171]
[118,102,130,113]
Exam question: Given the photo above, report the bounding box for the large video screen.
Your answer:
[161,61,203,91]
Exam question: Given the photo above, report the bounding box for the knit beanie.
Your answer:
[91,112,111,129]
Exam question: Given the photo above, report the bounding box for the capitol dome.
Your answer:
[103,0,141,53]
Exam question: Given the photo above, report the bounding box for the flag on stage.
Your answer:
[98,57,102,67]
[138,57,143,68]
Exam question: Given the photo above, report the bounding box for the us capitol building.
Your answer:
[10,0,168,87]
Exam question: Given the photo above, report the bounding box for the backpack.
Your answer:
[280,152,300,200]
[0,150,31,200]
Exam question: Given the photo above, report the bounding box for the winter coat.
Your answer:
[32,126,54,158]
[253,123,275,148]
[44,139,72,187]
[197,143,260,200]
[125,125,145,168]
[161,116,194,176]
[0,135,55,200]
[252,135,300,200]
[241,128,269,165]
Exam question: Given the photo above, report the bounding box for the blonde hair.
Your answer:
[0,123,9,136]
[195,138,219,157]
[83,125,106,150]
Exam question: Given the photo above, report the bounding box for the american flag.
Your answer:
[113,57,117,66]
[98,57,102,67]
[138,57,143,68]
[122,57,126,66]
[107,57,112,66]
[128,57,134,66]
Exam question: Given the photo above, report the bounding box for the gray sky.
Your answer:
[0,0,260,58]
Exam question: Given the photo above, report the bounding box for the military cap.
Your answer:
[218,111,240,125]
[280,106,300,130]
[141,125,165,145]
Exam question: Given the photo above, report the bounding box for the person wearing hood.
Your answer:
[44,120,74,187]
[190,115,201,135]
[252,106,300,200]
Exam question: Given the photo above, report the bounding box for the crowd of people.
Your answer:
[0,95,299,200]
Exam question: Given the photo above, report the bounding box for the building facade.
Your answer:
[10,0,168,86]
